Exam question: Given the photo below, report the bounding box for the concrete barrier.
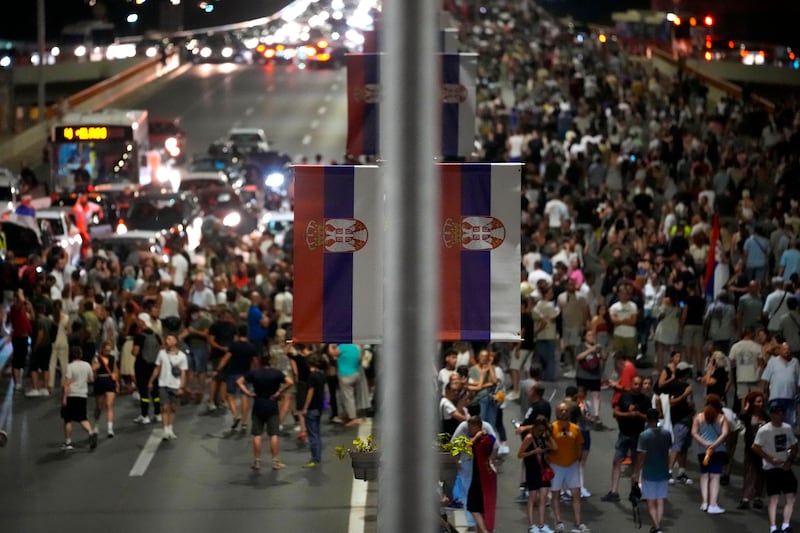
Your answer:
[0,52,181,167]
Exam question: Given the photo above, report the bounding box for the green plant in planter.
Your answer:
[335,435,378,459]
[434,432,473,457]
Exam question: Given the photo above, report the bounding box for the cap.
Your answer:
[676,362,693,371]
[768,400,785,413]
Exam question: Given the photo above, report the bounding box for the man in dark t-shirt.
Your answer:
[666,363,695,484]
[301,353,327,467]
[237,353,293,471]
[207,308,237,411]
[217,324,257,432]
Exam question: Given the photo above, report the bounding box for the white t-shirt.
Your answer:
[159,290,180,319]
[171,253,189,288]
[438,367,456,394]
[66,360,94,398]
[728,339,763,384]
[754,422,797,470]
[544,199,569,229]
[155,349,189,389]
[761,356,800,400]
[609,300,638,338]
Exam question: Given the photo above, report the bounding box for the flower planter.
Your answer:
[350,451,379,481]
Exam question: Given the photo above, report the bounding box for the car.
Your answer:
[117,191,202,251]
[95,230,167,266]
[0,214,47,265]
[177,170,231,193]
[190,33,248,64]
[196,187,259,236]
[260,210,294,251]
[241,150,292,191]
[49,191,118,235]
[0,167,20,216]
[34,207,83,265]
[226,127,269,154]
[149,117,186,163]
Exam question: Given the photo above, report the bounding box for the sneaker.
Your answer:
[241,423,248,432]
[25,389,40,398]
[39,389,50,397]
[529,526,541,533]
[563,370,576,379]
[539,526,554,533]
[515,492,529,503]
[207,403,217,412]
[154,414,162,423]
[302,461,318,469]
[168,430,177,440]
[231,417,241,430]
[706,505,725,514]
[107,429,115,439]
[571,524,590,533]
[61,441,74,451]
[498,444,510,455]
[601,491,620,502]
[293,424,302,432]
[783,527,794,533]
[331,416,344,424]
[272,459,286,470]
[677,473,692,485]
[14,383,22,392]
[133,415,151,424]
[668,476,675,485]
[89,432,98,450]
[581,487,592,498]
[131,391,140,401]
[700,503,708,512]
[555,522,566,533]
[506,391,519,401]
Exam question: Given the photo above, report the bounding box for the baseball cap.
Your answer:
[768,400,785,413]
[676,362,693,371]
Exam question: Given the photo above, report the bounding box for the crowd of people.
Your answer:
[434,1,800,533]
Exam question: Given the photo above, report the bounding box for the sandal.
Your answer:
[272,459,286,470]
[251,459,261,471]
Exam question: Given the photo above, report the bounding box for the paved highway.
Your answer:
[0,60,792,533]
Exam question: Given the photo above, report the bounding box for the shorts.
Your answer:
[641,479,669,500]
[550,462,581,491]
[510,349,534,372]
[736,382,759,399]
[576,376,601,392]
[611,335,637,359]
[671,422,692,453]
[189,347,209,374]
[562,326,583,348]
[765,467,798,496]
[614,434,640,463]
[159,387,180,406]
[697,451,728,474]
[61,396,88,422]
[682,325,704,348]
[227,374,245,395]
[11,336,29,369]
[94,376,116,395]
[581,428,591,450]
[30,346,52,372]
[251,412,280,437]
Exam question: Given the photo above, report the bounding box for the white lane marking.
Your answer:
[129,429,163,477]
[302,134,312,145]
[348,418,373,533]
[310,120,320,129]
[245,107,255,116]
[317,106,327,115]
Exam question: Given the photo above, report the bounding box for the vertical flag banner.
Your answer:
[293,165,383,343]
[439,53,477,160]
[346,53,382,157]
[439,163,522,341]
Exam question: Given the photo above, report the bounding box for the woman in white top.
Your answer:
[654,295,682,371]
[47,299,71,394]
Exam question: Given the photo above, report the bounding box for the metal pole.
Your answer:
[36,0,46,123]
[379,0,439,532]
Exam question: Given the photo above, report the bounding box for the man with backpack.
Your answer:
[133,325,162,424]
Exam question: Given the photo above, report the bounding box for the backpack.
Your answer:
[140,330,161,364]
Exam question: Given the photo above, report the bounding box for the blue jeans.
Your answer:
[452,457,475,527]
[536,339,558,381]
[479,395,498,434]
[306,408,322,463]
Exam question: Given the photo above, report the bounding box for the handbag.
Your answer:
[537,452,555,482]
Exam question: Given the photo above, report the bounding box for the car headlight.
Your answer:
[59,238,69,249]
[265,172,285,188]
[222,212,241,227]
[200,47,211,58]
[222,47,234,58]
[116,222,128,235]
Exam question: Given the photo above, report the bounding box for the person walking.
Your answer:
[633,408,672,533]
[27,304,55,397]
[61,346,98,451]
[549,402,589,533]
[216,324,257,432]
[666,362,696,485]
[91,340,118,438]
[738,391,768,510]
[532,284,560,382]
[236,353,294,471]
[300,353,326,468]
[760,341,800,430]
[752,400,799,533]
[336,343,363,427]
[148,334,188,440]
[8,289,32,392]
[691,394,730,514]
[132,324,162,425]
[518,415,557,533]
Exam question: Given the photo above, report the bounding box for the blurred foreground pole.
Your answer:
[37,0,46,122]
[378,0,439,531]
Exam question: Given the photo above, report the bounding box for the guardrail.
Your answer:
[0,51,181,168]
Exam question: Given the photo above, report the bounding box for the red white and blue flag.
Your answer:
[705,214,720,299]
[439,53,477,160]
[439,163,522,341]
[292,165,383,343]
[346,53,381,157]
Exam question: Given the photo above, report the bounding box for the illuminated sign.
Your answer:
[53,125,134,143]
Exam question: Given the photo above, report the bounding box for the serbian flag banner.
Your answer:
[439,163,522,341]
[293,165,383,343]
[346,53,381,157]
[704,214,720,298]
[439,53,478,160]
